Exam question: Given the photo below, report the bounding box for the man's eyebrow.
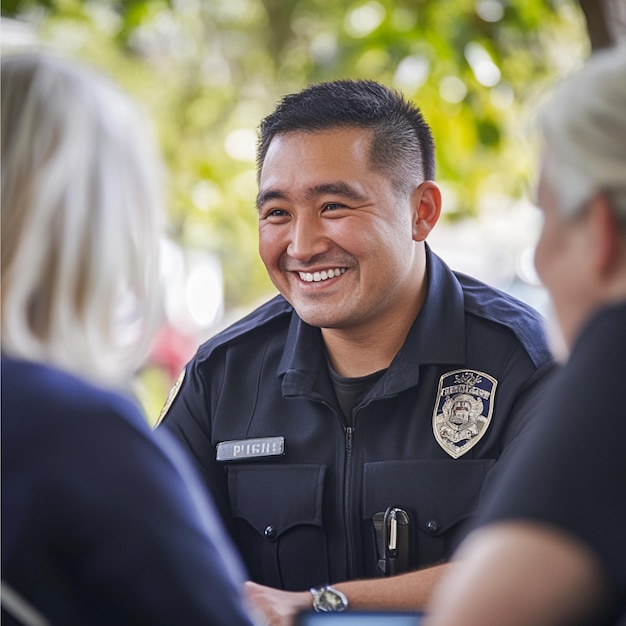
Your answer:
[307,181,367,202]
[256,181,367,211]
[256,189,288,211]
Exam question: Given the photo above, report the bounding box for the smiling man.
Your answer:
[257,126,439,377]
[158,80,556,624]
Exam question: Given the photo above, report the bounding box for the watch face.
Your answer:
[320,589,347,611]
[311,586,348,612]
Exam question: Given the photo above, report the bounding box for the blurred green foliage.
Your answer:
[2,0,588,309]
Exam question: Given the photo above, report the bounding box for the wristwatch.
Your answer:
[310,585,349,612]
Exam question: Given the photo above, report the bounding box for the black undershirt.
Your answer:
[326,359,386,426]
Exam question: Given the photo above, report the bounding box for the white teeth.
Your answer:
[298,268,346,283]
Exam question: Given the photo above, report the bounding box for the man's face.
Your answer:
[257,128,425,333]
[534,160,595,350]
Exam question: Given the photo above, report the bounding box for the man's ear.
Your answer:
[588,193,621,279]
[411,181,442,242]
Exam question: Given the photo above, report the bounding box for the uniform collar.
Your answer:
[279,245,466,397]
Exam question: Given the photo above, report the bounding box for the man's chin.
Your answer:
[294,307,349,330]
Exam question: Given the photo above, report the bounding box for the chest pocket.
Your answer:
[227,464,327,590]
[362,459,494,576]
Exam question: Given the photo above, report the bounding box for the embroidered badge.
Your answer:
[432,369,497,459]
[155,368,185,427]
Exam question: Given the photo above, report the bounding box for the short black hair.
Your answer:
[257,79,435,194]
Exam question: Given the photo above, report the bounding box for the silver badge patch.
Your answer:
[216,436,285,462]
[432,369,497,459]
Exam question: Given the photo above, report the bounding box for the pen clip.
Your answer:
[387,508,398,554]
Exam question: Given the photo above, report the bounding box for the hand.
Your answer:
[244,581,311,626]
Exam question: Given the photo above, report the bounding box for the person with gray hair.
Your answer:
[425,47,626,626]
[1,52,256,626]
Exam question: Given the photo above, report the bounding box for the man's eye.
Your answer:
[263,208,289,218]
[323,203,346,211]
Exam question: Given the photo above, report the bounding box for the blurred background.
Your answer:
[2,0,624,421]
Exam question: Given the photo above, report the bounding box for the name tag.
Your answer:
[216,436,285,462]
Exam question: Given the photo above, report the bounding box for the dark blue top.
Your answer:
[160,247,557,590]
[475,301,626,624]
[1,356,254,626]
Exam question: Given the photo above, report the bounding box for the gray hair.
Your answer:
[1,52,164,386]
[538,47,626,224]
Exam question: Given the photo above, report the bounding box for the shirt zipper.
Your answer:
[316,396,358,580]
[344,425,355,578]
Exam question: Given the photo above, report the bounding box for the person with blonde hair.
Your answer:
[1,52,255,626]
[425,47,626,626]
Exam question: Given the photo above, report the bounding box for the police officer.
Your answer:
[158,80,556,622]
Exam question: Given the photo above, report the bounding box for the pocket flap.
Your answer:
[363,459,493,533]
[228,464,326,537]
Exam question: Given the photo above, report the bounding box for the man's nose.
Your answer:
[287,216,330,260]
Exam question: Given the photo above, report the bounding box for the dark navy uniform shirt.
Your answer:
[1,356,254,626]
[160,248,557,591]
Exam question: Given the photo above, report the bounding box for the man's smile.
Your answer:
[297,267,347,283]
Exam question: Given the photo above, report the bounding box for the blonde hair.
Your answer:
[538,47,626,222]
[1,52,164,386]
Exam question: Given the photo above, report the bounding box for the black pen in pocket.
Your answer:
[375,505,411,576]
